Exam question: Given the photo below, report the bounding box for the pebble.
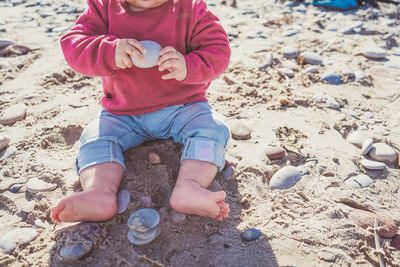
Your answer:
[0,136,10,151]
[170,210,186,224]
[282,46,298,58]
[127,208,160,232]
[241,228,261,242]
[117,189,130,214]
[284,29,298,37]
[361,138,373,155]
[278,68,294,78]
[0,146,17,160]
[0,104,27,125]
[0,38,15,48]
[265,146,286,160]
[321,72,341,85]
[300,51,323,65]
[303,66,318,73]
[34,218,50,229]
[354,70,367,81]
[362,47,387,59]
[9,183,24,193]
[127,227,160,246]
[0,228,38,253]
[131,40,162,68]
[59,239,93,262]
[230,121,251,140]
[390,232,400,250]
[259,53,273,70]
[360,159,386,170]
[349,209,397,238]
[223,165,235,181]
[269,166,302,190]
[148,152,161,164]
[26,178,57,193]
[369,143,397,163]
[347,131,374,148]
[344,174,373,188]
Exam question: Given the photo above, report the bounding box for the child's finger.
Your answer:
[126,46,144,62]
[157,51,179,66]
[121,54,133,68]
[161,71,177,80]
[127,39,146,54]
[159,46,176,56]
[158,59,179,72]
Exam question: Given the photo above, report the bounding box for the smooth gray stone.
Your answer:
[259,53,274,70]
[223,166,235,181]
[354,70,367,81]
[0,136,10,151]
[241,228,261,241]
[9,183,24,193]
[0,38,15,48]
[49,25,70,33]
[361,138,373,155]
[284,29,298,37]
[278,68,294,78]
[269,166,302,190]
[26,178,57,193]
[360,159,386,170]
[282,46,298,58]
[303,66,318,73]
[344,174,373,188]
[369,143,398,163]
[127,227,160,246]
[343,70,355,78]
[59,240,93,262]
[117,189,130,214]
[325,96,340,109]
[347,131,373,148]
[363,48,387,59]
[0,104,27,125]
[127,208,160,232]
[0,228,38,253]
[131,40,162,68]
[300,51,323,65]
[0,146,17,160]
[322,72,341,85]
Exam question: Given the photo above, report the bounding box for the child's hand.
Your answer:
[115,39,146,69]
[157,46,187,81]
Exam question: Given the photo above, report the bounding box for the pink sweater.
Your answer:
[60,0,231,115]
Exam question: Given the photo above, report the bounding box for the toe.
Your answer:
[50,201,65,223]
[212,191,226,202]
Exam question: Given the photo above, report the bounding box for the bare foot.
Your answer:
[50,189,117,223]
[170,180,230,221]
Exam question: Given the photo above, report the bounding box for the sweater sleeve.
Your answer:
[60,0,119,77]
[183,0,231,85]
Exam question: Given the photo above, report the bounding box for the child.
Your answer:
[50,0,231,223]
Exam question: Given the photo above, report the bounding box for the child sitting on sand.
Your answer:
[50,0,231,223]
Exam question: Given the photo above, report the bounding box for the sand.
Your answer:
[1,0,400,266]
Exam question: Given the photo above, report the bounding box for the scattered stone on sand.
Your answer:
[361,138,373,155]
[9,183,24,193]
[322,171,335,177]
[241,228,261,242]
[269,166,302,190]
[0,146,17,160]
[230,120,251,140]
[169,210,186,224]
[127,208,160,233]
[321,72,342,85]
[222,165,235,181]
[127,226,160,246]
[278,67,294,78]
[282,46,298,58]
[0,103,27,125]
[0,136,10,151]
[302,66,318,74]
[349,209,397,239]
[300,51,323,65]
[347,131,374,148]
[354,70,367,81]
[0,38,15,48]
[360,158,386,170]
[59,239,93,262]
[131,40,162,68]
[344,174,373,189]
[259,52,273,70]
[26,177,57,193]
[148,152,161,164]
[313,94,340,109]
[391,232,400,250]
[362,47,387,59]
[117,189,130,214]
[369,143,398,163]
[265,145,286,160]
[0,228,38,253]
[34,218,50,229]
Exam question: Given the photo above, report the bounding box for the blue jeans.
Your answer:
[75,102,230,175]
